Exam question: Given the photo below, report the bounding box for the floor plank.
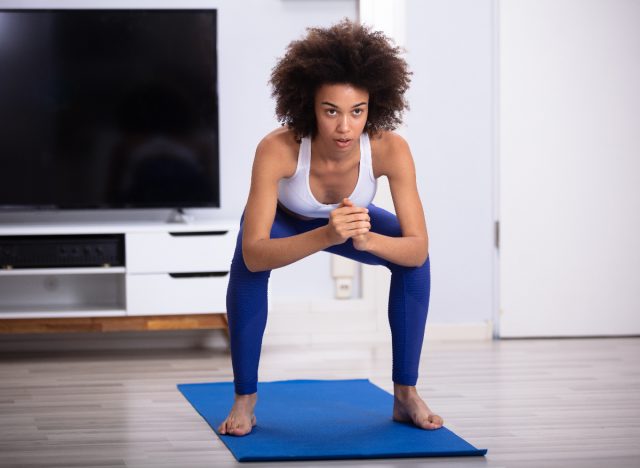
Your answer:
[0,337,639,467]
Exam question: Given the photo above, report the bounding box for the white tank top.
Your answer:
[278,133,377,219]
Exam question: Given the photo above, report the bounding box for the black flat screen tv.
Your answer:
[0,9,219,210]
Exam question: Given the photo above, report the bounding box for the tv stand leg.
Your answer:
[167,208,194,224]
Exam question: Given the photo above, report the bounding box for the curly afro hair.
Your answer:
[269,19,411,138]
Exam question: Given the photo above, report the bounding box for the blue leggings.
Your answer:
[226,204,431,395]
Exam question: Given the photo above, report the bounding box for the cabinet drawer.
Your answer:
[126,230,237,273]
[126,273,228,315]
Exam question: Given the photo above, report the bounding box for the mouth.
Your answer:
[335,138,352,148]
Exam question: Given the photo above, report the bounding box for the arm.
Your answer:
[241,133,371,272]
[351,133,429,267]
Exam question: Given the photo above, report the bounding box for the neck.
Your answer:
[311,135,360,165]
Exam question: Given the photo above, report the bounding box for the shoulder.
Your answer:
[253,127,300,179]
[257,127,299,154]
[369,130,413,177]
[369,130,409,153]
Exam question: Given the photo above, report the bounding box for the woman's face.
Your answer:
[314,83,369,153]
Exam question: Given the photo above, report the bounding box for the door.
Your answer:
[499,0,640,337]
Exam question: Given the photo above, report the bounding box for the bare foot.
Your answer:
[392,383,444,430]
[218,393,257,436]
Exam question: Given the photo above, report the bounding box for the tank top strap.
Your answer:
[300,136,312,168]
[360,133,375,181]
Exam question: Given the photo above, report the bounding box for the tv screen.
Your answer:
[0,9,219,209]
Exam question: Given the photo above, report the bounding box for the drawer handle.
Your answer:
[168,231,229,237]
[168,272,229,278]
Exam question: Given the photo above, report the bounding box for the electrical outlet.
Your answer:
[335,277,352,299]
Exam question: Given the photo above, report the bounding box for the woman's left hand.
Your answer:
[339,198,371,251]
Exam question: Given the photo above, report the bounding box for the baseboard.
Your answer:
[262,321,494,347]
[425,321,494,341]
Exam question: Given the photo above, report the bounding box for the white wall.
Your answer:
[404,0,497,328]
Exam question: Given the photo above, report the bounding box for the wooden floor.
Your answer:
[1,336,639,467]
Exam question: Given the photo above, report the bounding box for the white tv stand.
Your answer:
[0,218,238,334]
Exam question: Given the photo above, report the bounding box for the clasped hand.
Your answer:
[326,198,371,251]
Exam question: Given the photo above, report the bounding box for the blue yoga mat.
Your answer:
[178,379,487,462]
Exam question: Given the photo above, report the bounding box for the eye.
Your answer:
[325,109,337,116]
[352,108,364,116]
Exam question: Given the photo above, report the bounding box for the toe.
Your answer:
[421,419,437,430]
[415,414,441,430]
[230,424,248,436]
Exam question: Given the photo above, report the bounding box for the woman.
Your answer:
[219,19,443,436]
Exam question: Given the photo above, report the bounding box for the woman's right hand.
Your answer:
[325,198,371,246]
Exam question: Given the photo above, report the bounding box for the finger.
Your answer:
[350,227,370,236]
[347,221,371,229]
[343,199,366,211]
[337,207,368,217]
[346,222,371,233]
[335,220,369,235]
[344,213,370,223]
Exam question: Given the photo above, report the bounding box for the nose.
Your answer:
[336,114,350,133]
